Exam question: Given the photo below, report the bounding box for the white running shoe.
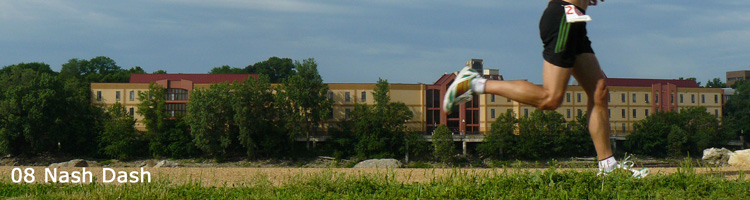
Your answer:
[442,66,479,114]
[597,156,650,178]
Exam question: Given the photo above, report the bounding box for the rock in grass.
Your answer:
[353,159,401,169]
[154,160,178,168]
[49,159,88,168]
[138,160,158,168]
[702,148,732,167]
[728,149,750,167]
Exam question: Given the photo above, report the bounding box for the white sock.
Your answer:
[471,77,487,94]
[598,156,617,173]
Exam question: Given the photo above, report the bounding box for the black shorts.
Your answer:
[540,0,594,68]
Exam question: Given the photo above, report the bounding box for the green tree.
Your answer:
[245,57,296,83]
[209,65,245,74]
[350,78,412,158]
[705,78,727,88]
[60,56,130,83]
[0,67,59,155]
[477,110,517,159]
[563,114,596,157]
[185,82,238,157]
[625,111,676,157]
[403,131,430,162]
[0,64,102,156]
[326,118,358,159]
[277,58,332,151]
[625,107,725,158]
[137,83,197,158]
[99,102,146,160]
[725,81,750,143]
[432,125,455,163]
[232,75,282,157]
[0,62,56,75]
[667,124,688,157]
[153,70,168,74]
[515,111,567,159]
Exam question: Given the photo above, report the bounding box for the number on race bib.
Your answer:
[566,6,574,14]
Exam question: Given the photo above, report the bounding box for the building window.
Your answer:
[97,91,102,101]
[166,89,188,101]
[702,94,705,103]
[129,108,135,117]
[328,91,333,100]
[714,95,718,103]
[633,109,637,118]
[524,109,529,117]
[116,91,121,101]
[328,108,334,119]
[165,103,187,117]
[621,93,626,103]
[566,93,571,103]
[130,91,135,101]
[691,94,695,103]
[632,93,636,103]
[345,108,351,119]
[680,94,684,103]
[491,94,495,102]
[577,93,581,103]
[361,91,367,102]
[645,94,649,103]
[491,109,496,118]
[715,109,718,117]
[608,109,611,119]
[645,109,649,117]
[655,94,659,103]
[567,109,571,119]
[345,92,351,102]
[622,124,626,132]
[577,109,583,117]
[670,94,674,104]
[621,109,626,118]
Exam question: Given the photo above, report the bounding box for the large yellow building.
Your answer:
[91,60,724,136]
[91,74,253,131]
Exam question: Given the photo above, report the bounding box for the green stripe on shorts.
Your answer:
[555,15,570,53]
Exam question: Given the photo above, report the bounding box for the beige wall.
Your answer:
[91,83,150,131]
[326,83,426,132]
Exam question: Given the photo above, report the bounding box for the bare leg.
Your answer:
[571,53,613,160]
[483,61,573,110]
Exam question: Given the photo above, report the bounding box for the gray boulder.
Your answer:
[353,159,401,169]
[154,160,178,168]
[49,159,88,168]
[702,148,732,167]
[138,160,158,168]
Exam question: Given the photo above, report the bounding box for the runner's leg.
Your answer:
[571,53,613,160]
[483,61,573,110]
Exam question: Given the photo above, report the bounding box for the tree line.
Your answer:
[1,55,748,162]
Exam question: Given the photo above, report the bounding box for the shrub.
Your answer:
[433,125,455,163]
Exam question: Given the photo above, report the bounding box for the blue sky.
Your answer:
[1,0,748,85]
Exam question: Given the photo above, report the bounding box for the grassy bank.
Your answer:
[0,167,748,199]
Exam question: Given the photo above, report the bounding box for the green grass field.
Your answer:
[0,166,748,199]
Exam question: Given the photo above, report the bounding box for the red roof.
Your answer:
[606,78,700,88]
[129,74,256,84]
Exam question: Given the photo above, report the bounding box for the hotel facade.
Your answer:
[91,59,724,136]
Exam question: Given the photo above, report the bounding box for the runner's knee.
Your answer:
[538,92,564,110]
[594,80,609,105]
